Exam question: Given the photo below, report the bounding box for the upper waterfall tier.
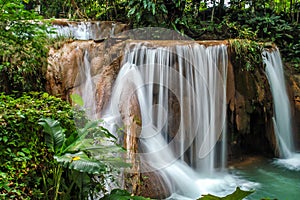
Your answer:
[48,20,127,40]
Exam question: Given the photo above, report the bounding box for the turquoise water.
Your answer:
[231,158,300,200]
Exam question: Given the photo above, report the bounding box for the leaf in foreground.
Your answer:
[100,189,151,200]
[198,187,254,200]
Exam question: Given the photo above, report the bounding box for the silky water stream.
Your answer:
[74,42,299,199]
[99,42,257,199]
[263,49,300,171]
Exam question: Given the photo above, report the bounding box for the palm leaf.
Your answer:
[78,120,101,138]
[39,118,65,154]
[98,126,117,140]
[198,187,254,200]
[84,144,125,154]
[55,152,106,174]
[100,189,150,200]
[101,157,131,168]
[66,138,94,152]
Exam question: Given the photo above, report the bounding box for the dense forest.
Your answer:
[32,0,300,65]
[0,0,299,199]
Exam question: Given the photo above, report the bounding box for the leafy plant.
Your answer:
[100,189,151,200]
[39,117,130,199]
[0,0,49,94]
[229,39,263,71]
[198,187,254,200]
[0,92,80,199]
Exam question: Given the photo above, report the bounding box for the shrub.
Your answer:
[0,92,79,199]
[0,0,49,94]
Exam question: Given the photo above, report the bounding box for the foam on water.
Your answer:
[274,153,300,171]
[167,174,259,199]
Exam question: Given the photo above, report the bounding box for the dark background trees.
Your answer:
[26,0,299,66]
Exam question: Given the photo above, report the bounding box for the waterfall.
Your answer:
[264,49,300,170]
[68,39,260,198]
[74,50,97,119]
[104,42,236,198]
[49,22,95,40]
[263,49,294,158]
[48,21,118,40]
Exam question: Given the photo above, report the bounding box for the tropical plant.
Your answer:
[198,187,254,200]
[38,117,130,199]
[0,92,81,199]
[100,189,151,200]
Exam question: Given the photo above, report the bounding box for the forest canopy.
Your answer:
[22,0,300,66]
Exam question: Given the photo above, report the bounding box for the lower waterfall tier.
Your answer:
[46,39,300,198]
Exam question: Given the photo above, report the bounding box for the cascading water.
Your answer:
[74,50,97,119]
[102,42,256,198]
[49,22,96,40]
[263,49,300,170]
[49,21,118,40]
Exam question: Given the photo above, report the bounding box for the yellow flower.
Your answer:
[72,156,81,161]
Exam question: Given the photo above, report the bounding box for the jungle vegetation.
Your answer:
[0,0,299,199]
[35,0,299,67]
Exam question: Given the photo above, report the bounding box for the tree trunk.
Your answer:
[211,0,216,22]
[219,0,225,17]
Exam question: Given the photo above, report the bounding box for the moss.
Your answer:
[229,39,263,71]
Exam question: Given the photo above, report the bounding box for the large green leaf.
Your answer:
[78,120,102,138]
[70,93,84,107]
[198,187,254,200]
[67,139,131,168]
[101,157,131,168]
[55,152,106,174]
[100,189,151,200]
[38,118,65,154]
[40,117,130,173]
[63,119,116,153]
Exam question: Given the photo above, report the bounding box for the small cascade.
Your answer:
[74,50,97,119]
[48,21,121,40]
[263,49,294,158]
[102,42,246,198]
[264,49,300,170]
[49,22,96,40]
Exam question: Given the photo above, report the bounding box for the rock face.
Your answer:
[47,39,125,110]
[287,69,300,149]
[46,38,300,197]
[227,48,277,159]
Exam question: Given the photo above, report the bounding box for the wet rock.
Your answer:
[235,92,249,134]
[137,171,170,199]
[46,39,298,198]
[288,72,300,149]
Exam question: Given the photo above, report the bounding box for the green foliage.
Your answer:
[39,118,128,170]
[100,189,151,200]
[40,0,127,21]
[0,92,79,199]
[0,0,49,94]
[39,117,130,199]
[71,93,84,107]
[0,92,128,199]
[229,39,263,71]
[36,0,300,68]
[224,2,299,66]
[198,187,254,200]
